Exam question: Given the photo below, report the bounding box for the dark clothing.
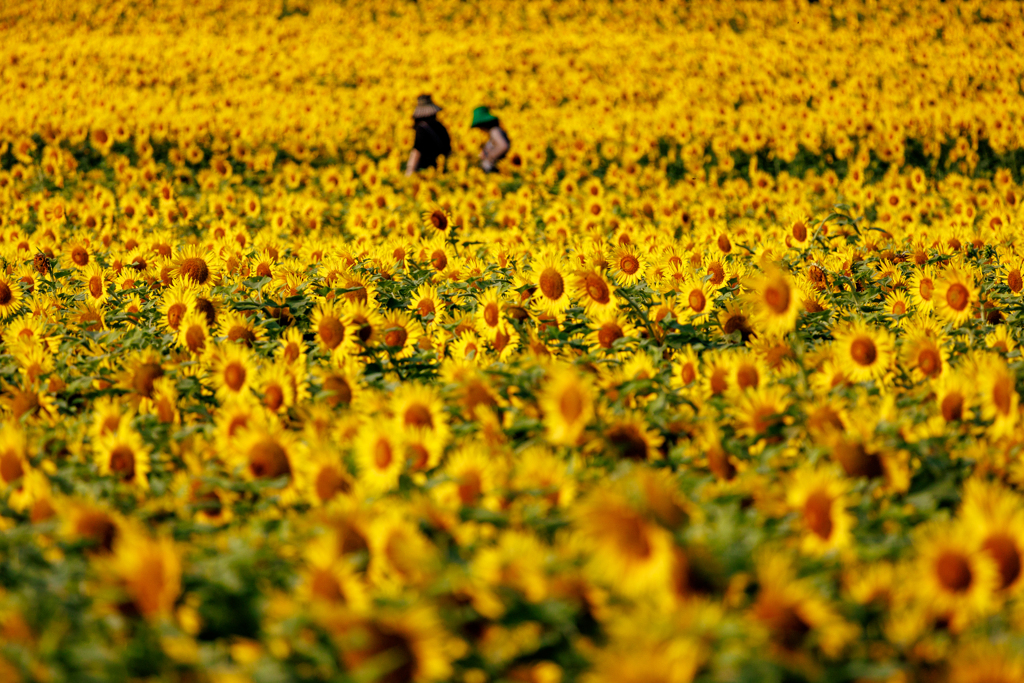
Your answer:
[413,118,451,171]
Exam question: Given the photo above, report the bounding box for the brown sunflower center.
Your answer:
[319,316,345,349]
[850,337,877,366]
[404,405,433,429]
[108,446,136,481]
[185,326,206,353]
[483,303,499,327]
[383,327,408,349]
[803,490,834,539]
[374,439,393,469]
[179,257,210,285]
[264,385,284,411]
[559,387,585,423]
[166,303,186,330]
[736,365,759,390]
[919,278,934,300]
[945,283,969,311]
[764,282,790,313]
[583,273,611,304]
[72,246,89,265]
[133,362,164,398]
[993,375,1014,415]
[323,375,353,407]
[941,393,964,421]
[1009,270,1023,293]
[688,289,707,313]
[0,451,24,484]
[224,362,246,391]
[228,325,256,346]
[606,423,647,460]
[430,211,448,230]
[936,551,973,593]
[0,282,13,306]
[315,467,349,503]
[539,267,565,300]
[620,255,640,274]
[983,534,1022,590]
[248,438,291,479]
[917,348,941,377]
[597,322,624,348]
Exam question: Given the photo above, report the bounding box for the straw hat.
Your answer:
[413,94,442,119]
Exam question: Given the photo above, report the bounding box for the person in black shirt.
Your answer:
[405,95,452,176]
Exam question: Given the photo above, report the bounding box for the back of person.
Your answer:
[415,117,451,170]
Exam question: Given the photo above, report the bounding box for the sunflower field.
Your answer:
[3,0,1024,681]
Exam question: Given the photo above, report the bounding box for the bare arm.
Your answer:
[405,149,420,176]
[485,128,509,162]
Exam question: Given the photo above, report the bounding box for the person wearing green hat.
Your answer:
[471,106,510,173]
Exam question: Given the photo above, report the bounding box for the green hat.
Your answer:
[470,106,499,128]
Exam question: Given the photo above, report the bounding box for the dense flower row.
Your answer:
[1,2,1024,683]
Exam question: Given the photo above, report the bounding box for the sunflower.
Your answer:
[743,266,803,337]
[933,267,978,326]
[217,309,267,348]
[403,427,445,473]
[439,443,505,510]
[933,371,975,424]
[304,454,356,508]
[117,349,167,409]
[421,204,452,234]
[299,535,368,608]
[675,277,717,326]
[881,290,912,325]
[948,642,1024,683]
[354,421,404,495]
[787,466,854,556]
[309,300,353,355]
[539,365,595,447]
[209,343,257,402]
[571,268,616,317]
[232,423,302,499]
[408,283,445,324]
[717,300,755,341]
[671,347,701,392]
[960,479,1024,594]
[985,325,1016,355]
[912,520,999,631]
[324,607,455,683]
[531,252,571,315]
[380,310,424,360]
[600,412,664,461]
[93,422,151,490]
[832,320,894,383]
[908,266,937,312]
[473,286,506,339]
[572,489,673,593]
[174,309,211,357]
[276,326,308,367]
[102,530,181,621]
[157,280,197,333]
[901,329,947,382]
[751,550,859,657]
[731,384,790,440]
[169,243,221,287]
[0,273,24,320]
[257,362,297,413]
[584,311,637,354]
[608,243,647,286]
[0,421,28,490]
[978,356,1018,438]
[391,383,448,438]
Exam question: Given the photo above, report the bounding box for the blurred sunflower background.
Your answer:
[2,1,1024,682]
